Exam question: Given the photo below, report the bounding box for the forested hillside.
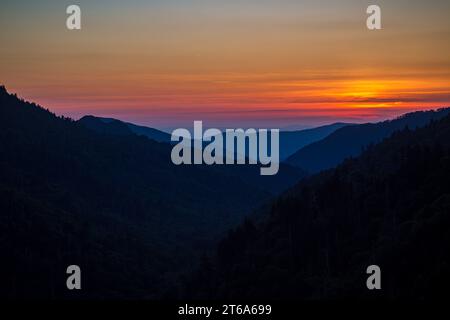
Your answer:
[0,86,301,298]
[185,114,450,300]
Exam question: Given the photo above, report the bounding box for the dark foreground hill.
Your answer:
[185,114,450,300]
[0,86,302,298]
[286,108,450,173]
[78,115,172,143]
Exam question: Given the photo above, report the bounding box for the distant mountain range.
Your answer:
[286,108,450,173]
[78,115,351,161]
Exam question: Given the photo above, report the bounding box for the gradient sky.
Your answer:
[1,0,449,131]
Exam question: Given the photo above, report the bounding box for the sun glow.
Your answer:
[338,80,389,99]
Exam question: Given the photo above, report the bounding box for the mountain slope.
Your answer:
[0,86,302,298]
[185,114,450,300]
[78,115,171,142]
[279,123,351,160]
[286,108,450,173]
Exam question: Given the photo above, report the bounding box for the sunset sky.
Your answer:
[1,0,449,131]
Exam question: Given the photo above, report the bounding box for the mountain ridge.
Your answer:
[286,107,450,173]
[78,115,172,143]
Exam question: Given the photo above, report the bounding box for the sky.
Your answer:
[1,0,449,131]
